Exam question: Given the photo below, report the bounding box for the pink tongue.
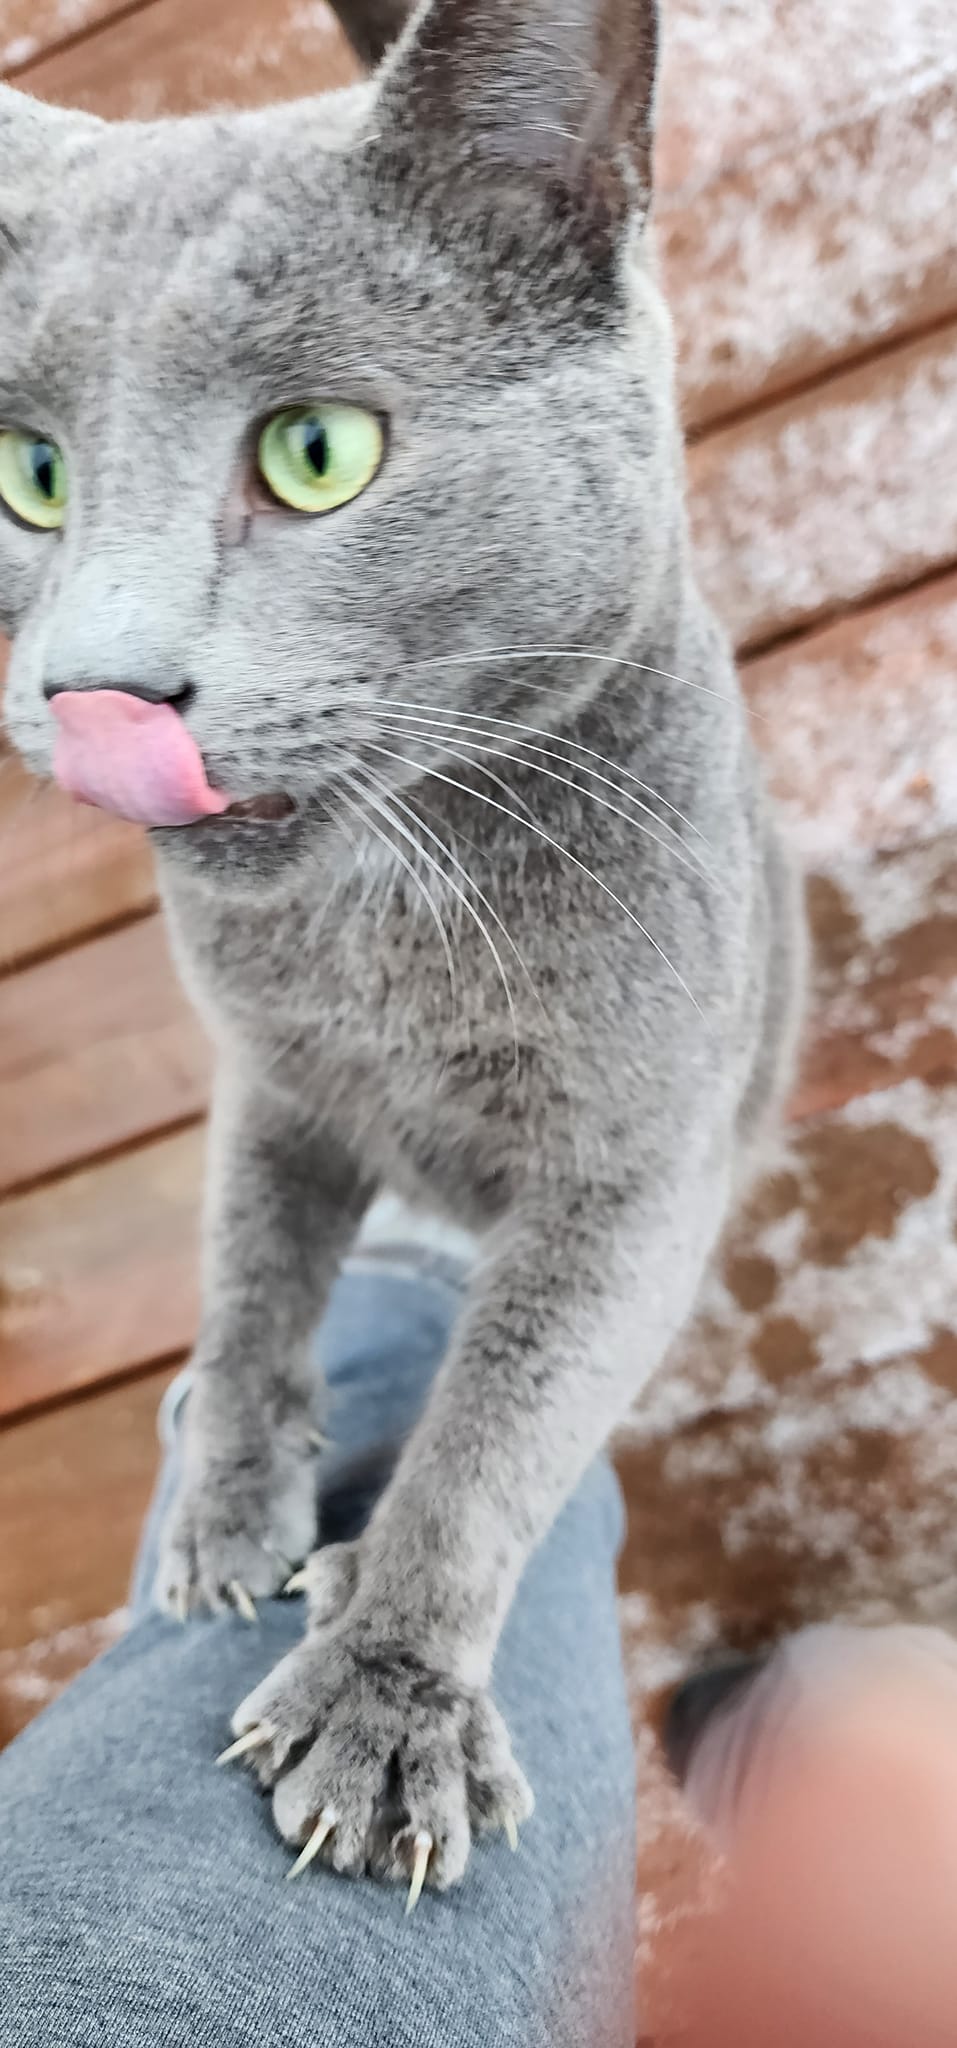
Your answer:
[51,689,230,827]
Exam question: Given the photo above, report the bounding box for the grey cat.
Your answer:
[1,0,802,1900]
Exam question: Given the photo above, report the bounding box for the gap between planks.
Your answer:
[735,553,957,670]
[685,304,957,452]
[2,0,161,84]
[0,1346,186,1435]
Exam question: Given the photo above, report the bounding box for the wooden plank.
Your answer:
[0,1124,202,1418]
[0,1364,173,1653]
[655,0,957,426]
[690,322,957,652]
[0,912,210,1196]
[792,834,957,1124]
[665,65,957,431]
[24,0,359,116]
[746,572,957,861]
[0,744,156,971]
[0,1612,126,1748]
[655,0,955,201]
[0,1365,175,1745]
[0,0,131,74]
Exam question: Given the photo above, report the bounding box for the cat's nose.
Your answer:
[43,673,194,708]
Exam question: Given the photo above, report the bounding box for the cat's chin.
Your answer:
[149,802,317,895]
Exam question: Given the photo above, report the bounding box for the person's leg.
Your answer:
[0,1230,637,2048]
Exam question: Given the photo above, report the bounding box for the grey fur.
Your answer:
[1,0,803,1893]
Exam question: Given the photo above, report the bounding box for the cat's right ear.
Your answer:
[0,86,103,252]
[367,0,660,264]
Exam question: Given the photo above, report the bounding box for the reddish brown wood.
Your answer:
[0,1612,128,1747]
[655,0,954,202]
[657,2,957,426]
[0,1363,174,1650]
[0,745,157,971]
[24,0,360,116]
[0,1125,202,1418]
[665,69,957,431]
[0,1365,175,1744]
[790,835,957,1123]
[0,0,129,75]
[690,323,957,651]
[0,912,210,1196]
[745,573,957,860]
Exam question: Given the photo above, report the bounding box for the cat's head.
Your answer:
[0,0,679,893]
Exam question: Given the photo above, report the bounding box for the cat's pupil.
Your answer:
[32,444,55,499]
[302,422,329,477]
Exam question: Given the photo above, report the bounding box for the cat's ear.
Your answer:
[371,0,659,255]
[0,86,103,250]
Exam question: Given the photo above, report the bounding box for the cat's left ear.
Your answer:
[369,0,660,258]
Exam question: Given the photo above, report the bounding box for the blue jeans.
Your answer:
[0,1244,637,2046]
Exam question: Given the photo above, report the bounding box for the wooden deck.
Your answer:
[1,2,956,2019]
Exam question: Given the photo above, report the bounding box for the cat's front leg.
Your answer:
[157,1066,368,1619]
[227,1137,730,1892]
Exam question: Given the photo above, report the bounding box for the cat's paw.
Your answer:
[285,1541,361,1624]
[156,1451,317,1620]
[223,1629,533,1899]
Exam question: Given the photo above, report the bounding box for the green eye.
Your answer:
[0,427,67,530]
[257,403,383,514]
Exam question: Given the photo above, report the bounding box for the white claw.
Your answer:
[283,1569,310,1596]
[286,1807,338,1880]
[308,1428,332,1451]
[503,1812,519,1853]
[229,1581,258,1624]
[169,1586,190,1625]
[405,1830,433,1916]
[216,1725,271,1767]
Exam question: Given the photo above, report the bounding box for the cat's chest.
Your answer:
[169,877,527,1217]
[174,872,490,1103]
[200,893,447,1063]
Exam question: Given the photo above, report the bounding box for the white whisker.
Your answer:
[375,698,717,856]
[393,644,755,719]
[367,742,704,1019]
[434,743,540,829]
[340,780,459,1023]
[359,762,550,1033]
[376,717,724,902]
[350,765,525,1070]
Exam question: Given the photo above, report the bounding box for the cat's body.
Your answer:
[168,636,794,1223]
[1,0,802,1895]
